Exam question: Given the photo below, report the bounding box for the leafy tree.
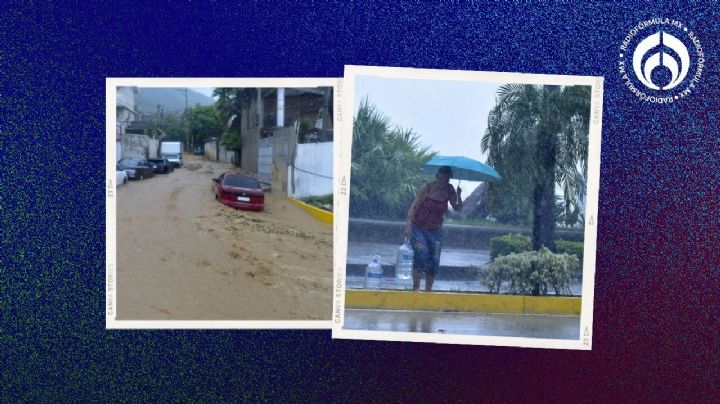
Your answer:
[349,99,435,219]
[481,84,591,250]
[213,88,257,166]
[214,88,256,128]
[157,112,187,141]
[187,104,224,147]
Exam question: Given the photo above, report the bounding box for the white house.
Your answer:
[116,86,138,161]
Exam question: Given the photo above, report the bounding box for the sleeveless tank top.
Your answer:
[413,194,449,230]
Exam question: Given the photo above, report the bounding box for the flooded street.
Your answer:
[115,155,333,320]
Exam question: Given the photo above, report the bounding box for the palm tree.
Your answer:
[481,84,591,250]
[350,98,435,219]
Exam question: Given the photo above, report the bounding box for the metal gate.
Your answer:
[257,137,272,185]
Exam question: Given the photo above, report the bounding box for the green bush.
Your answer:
[489,234,532,260]
[481,248,580,296]
[556,239,584,266]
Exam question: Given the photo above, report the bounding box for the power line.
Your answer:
[293,166,333,180]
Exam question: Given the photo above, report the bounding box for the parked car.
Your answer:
[116,163,128,186]
[118,158,155,180]
[212,172,264,211]
[147,158,174,174]
[161,153,183,168]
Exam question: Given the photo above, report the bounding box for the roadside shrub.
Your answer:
[481,248,580,296]
[556,239,584,268]
[489,234,532,260]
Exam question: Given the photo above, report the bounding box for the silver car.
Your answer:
[161,153,183,168]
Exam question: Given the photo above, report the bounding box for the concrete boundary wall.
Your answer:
[270,127,295,195]
[288,141,333,199]
[258,137,272,185]
[120,134,158,159]
[241,128,260,174]
[348,218,584,250]
[203,141,235,164]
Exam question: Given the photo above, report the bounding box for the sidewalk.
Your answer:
[347,241,490,267]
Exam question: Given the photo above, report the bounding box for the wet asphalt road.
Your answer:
[343,309,580,340]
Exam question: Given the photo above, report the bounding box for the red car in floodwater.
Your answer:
[213,172,264,211]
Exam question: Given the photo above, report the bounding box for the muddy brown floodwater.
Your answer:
[115,155,333,320]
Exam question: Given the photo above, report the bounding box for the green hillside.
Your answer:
[136,88,214,114]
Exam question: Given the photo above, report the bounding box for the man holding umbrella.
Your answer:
[403,165,462,292]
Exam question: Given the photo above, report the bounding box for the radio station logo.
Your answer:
[618,18,704,103]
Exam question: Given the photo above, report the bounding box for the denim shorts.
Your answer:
[410,227,443,275]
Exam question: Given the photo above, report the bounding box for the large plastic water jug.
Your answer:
[364,255,383,289]
[395,238,413,280]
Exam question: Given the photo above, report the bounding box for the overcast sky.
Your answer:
[353,75,503,197]
[192,87,216,99]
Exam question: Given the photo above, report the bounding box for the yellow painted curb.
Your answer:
[524,296,581,315]
[345,289,580,315]
[288,197,333,224]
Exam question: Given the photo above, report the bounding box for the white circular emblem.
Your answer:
[619,19,704,103]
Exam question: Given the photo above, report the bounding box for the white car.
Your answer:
[116,163,128,186]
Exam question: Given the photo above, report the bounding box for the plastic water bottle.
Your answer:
[364,255,383,289]
[395,238,414,280]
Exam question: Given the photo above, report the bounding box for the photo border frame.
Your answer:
[332,65,603,349]
[106,77,339,330]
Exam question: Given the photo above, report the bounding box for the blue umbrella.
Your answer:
[421,155,501,184]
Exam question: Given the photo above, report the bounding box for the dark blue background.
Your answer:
[1,1,718,401]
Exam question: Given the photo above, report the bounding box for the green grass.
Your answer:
[302,194,333,212]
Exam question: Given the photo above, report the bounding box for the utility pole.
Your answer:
[185,88,190,152]
[320,87,331,139]
[257,88,263,129]
[176,88,189,152]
